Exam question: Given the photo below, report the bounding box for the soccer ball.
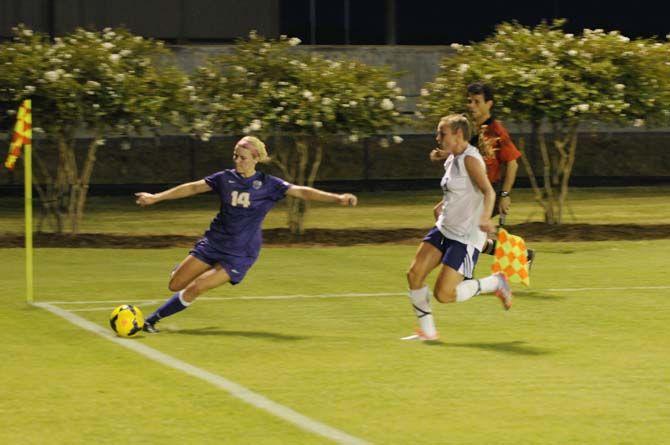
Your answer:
[109,304,144,337]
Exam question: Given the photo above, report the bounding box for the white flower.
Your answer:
[619,36,630,43]
[249,119,262,131]
[633,119,645,127]
[102,42,115,49]
[120,49,131,57]
[313,121,323,128]
[109,54,120,63]
[392,136,403,144]
[614,84,625,91]
[567,49,578,56]
[349,134,359,142]
[201,132,212,142]
[302,90,313,99]
[24,85,36,93]
[380,98,394,110]
[420,88,429,97]
[577,104,590,112]
[288,37,301,46]
[349,100,358,106]
[450,43,463,50]
[379,139,390,148]
[321,97,333,105]
[44,70,60,81]
[92,104,100,109]
[386,81,396,89]
[395,95,406,101]
[95,139,106,146]
[23,29,33,37]
[242,126,251,134]
[457,63,469,74]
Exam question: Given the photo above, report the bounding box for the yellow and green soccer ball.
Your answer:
[109,304,144,337]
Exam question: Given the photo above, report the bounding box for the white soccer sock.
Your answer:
[409,286,437,337]
[479,274,503,293]
[455,279,480,302]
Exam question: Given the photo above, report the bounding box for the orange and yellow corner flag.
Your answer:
[491,228,530,286]
[4,99,32,171]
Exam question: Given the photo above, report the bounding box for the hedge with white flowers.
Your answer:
[193,32,409,234]
[418,20,670,223]
[0,25,196,234]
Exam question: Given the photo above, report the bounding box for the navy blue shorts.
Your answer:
[189,238,257,285]
[422,227,480,279]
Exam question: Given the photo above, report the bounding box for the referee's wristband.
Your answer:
[498,191,510,198]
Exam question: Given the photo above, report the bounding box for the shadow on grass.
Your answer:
[164,326,309,341]
[431,340,551,356]
[515,290,566,301]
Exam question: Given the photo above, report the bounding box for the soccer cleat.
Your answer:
[401,328,439,341]
[527,249,536,274]
[494,272,513,310]
[142,321,160,334]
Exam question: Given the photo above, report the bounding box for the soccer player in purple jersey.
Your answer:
[134,136,358,333]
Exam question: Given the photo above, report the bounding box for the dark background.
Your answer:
[2,0,668,44]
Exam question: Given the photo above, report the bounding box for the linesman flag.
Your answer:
[4,99,32,171]
[491,228,530,286]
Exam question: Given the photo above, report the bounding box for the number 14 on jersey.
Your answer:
[231,191,251,208]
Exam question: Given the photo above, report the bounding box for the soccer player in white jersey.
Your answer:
[404,114,512,341]
[135,136,357,333]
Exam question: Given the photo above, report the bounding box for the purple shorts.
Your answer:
[189,238,257,285]
[422,227,480,279]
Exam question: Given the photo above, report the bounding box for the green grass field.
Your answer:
[1,187,669,444]
[1,185,670,234]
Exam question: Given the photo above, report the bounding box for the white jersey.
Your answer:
[436,144,487,249]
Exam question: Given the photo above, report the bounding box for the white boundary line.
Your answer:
[44,286,670,306]
[33,302,370,445]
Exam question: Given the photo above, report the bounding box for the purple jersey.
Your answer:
[203,169,291,258]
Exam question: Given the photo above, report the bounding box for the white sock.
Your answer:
[409,286,437,337]
[178,290,192,307]
[455,280,480,302]
[478,274,503,293]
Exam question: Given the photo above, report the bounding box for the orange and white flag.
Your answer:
[491,228,530,286]
[4,99,32,171]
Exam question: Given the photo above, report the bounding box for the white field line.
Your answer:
[45,285,670,309]
[33,302,370,445]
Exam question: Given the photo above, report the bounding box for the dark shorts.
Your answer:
[422,227,480,279]
[189,238,257,285]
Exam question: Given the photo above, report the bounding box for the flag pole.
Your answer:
[3,99,33,302]
[25,138,34,303]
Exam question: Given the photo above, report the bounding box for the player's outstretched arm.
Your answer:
[135,180,212,207]
[286,185,357,207]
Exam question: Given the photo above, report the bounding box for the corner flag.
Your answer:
[5,99,32,170]
[4,99,34,303]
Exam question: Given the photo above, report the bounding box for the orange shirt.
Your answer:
[470,118,521,184]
